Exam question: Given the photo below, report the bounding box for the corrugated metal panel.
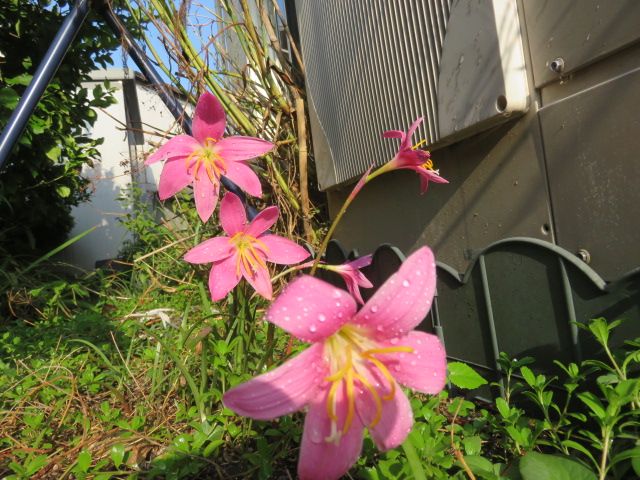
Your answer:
[295,0,452,188]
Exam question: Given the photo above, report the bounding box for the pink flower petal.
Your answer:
[158,158,192,200]
[298,385,364,480]
[145,135,199,165]
[356,378,413,451]
[401,117,424,150]
[352,247,436,339]
[261,235,310,265]
[208,254,241,301]
[343,276,366,305]
[192,92,226,144]
[415,168,449,194]
[223,343,327,420]
[224,160,263,198]
[383,129,405,140]
[347,254,373,271]
[193,175,219,223]
[245,206,279,237]
[184,236,234,264]
[378,331,447,394]
[265,276,356,342]
[242,262,273,300]
[220,192,247,235]
[217,136,274,162]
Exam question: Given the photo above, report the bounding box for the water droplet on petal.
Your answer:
[309,324,317,333]
[318,313,326,322]
[410,360,416,366]
[402,280,410,287]
[297,296,303,302]
[390,338,399,345]
[338,312,343,319]
[416,270,422,276]
[284,316,290,322]
[371,305,378,313]
[336,301,341,307]
[332,290,342,299]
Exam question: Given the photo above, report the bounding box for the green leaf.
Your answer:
[461,455,496,478]
[0,87,20,109]
[448,362,488,390]
[495,397,510,419]
[463,436,482,456]
[519,452,596,480]
[520,366,536,387]
[56,186,71,198]
[76,450,91,472]
[110,444,125,467]
[577,392,606,419]
[611,447,640,467]
[45,145,61,161]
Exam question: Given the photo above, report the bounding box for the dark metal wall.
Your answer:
[325,239,640,392]
[320,0,640,282]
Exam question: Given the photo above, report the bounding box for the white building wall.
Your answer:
[59,69,182,269]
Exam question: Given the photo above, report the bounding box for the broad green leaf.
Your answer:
[520,366,536,387]
[461,455,496,478]
[577,392,606,419]
[448,362,488,390]
[45,145,61,161]
[76,450,91,472]
[519,452,596,480]
[495,397,510,419]
[56,186,71,198]
[463,436,482,456]
[0,88,20,109]
[110,444,125,467]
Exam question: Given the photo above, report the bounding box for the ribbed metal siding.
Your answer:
[295,0,452,187]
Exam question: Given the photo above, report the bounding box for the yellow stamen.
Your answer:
[412,138,428,150]
[229,231,271,277]
[184,137,226,181]
[323,326,416,437]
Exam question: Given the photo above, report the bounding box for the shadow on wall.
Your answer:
[56,162,132,270]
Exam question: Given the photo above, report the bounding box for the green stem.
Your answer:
[310,162,391,274]
[599,428,611,480]
[402,438,427,480]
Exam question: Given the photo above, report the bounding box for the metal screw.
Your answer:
[549,57,565,73]
[577,248,591,264]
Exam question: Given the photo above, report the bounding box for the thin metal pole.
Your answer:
[98,3,258,219]
[0,0,91,171]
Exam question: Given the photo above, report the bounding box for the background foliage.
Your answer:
[0,0,119,255]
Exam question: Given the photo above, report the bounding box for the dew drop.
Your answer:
[332,290,342,299]
[335,301,341,307]
[410,360,417,366]
[416,270,422,276]
[371,305,379,313]
[433,372,438,377]
[402,279,410,287]
[390,338,399,345]
[416,339,422,345]
[318,313,326,322]
[338,312,343,319]
[309,324,317,333]
[284,316,290,322]
[297,296,303,302]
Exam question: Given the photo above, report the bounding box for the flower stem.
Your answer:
[310,164,387,275]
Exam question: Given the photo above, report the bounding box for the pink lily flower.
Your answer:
[380,117,449,193]
[223,247,447,480]
[184,192,310,301]
[322,255,374,305]
[145,92,274,222]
